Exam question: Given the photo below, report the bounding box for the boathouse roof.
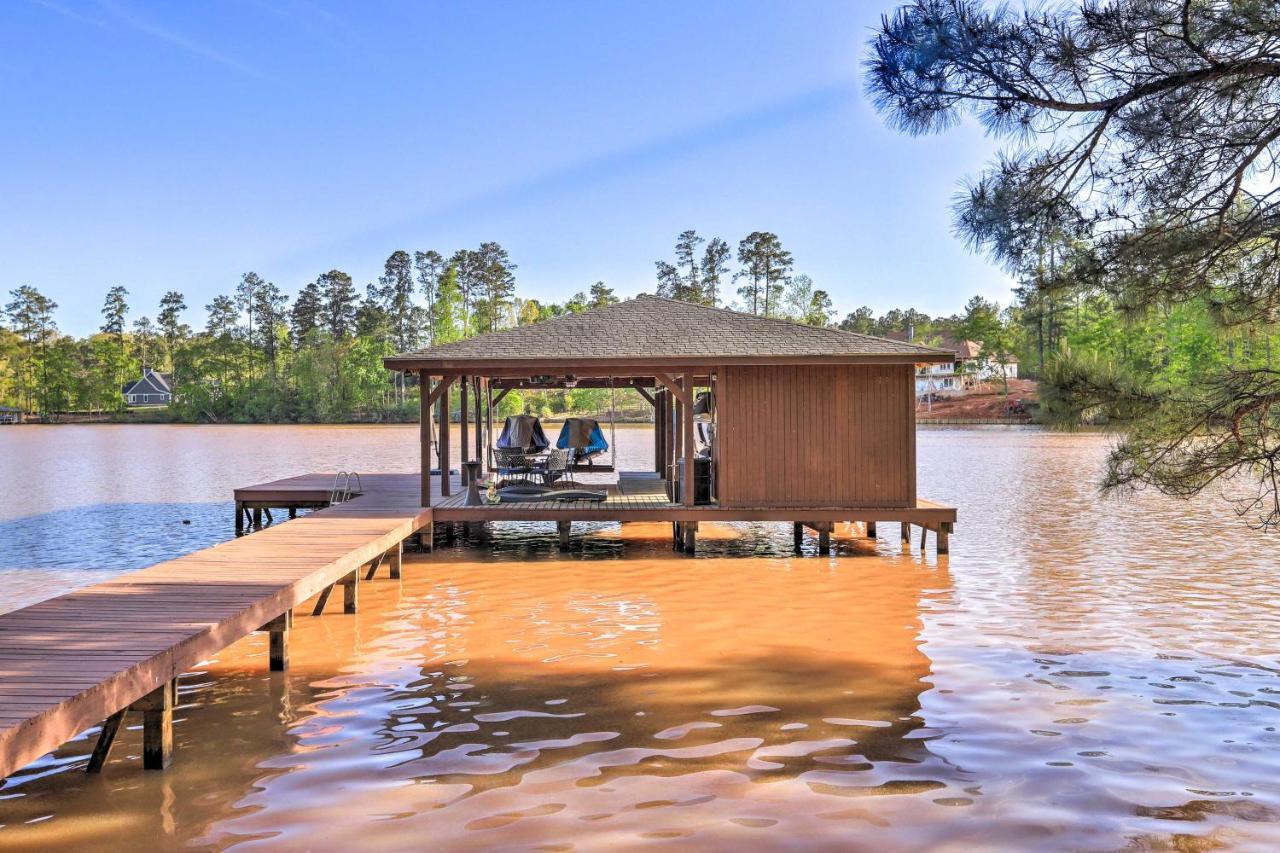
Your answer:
[386,294,950,371]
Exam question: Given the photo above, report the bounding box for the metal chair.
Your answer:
[543,448,572,487]
[493,447,534,485]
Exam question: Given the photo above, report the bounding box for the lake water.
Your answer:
[0,425,1277,850]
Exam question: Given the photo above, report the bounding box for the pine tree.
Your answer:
[157,291,188,373]
[414,249,444,344]
[588,281,618,309]
[674,230,704,302]
[701,238,731,307]
[290,280,322,346]
[379,250,419,352]
[317,270,357,339]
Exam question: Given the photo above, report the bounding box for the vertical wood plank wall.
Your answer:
[717,364,916,508]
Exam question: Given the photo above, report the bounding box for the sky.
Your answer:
[2,0,1013,336]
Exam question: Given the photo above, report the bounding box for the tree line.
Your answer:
[0,243,627,422]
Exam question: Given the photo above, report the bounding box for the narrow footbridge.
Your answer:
[0,474,430,780]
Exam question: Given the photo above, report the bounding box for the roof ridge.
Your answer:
[633,293,946,354]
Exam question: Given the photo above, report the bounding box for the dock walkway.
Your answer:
[0,474,429,781]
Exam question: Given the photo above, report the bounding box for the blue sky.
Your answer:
[3,0,1011,336]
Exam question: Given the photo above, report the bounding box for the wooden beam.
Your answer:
[460,374,470,475]
[388,541,403,579]
[134,681,174,770]
[630,382,656,407]
[491,387,511,408]
[420,373,432,507]
[439,389,451,497]
[85,708,126,773]
[682,373,694,508]
[425,374,455,408]
[363,552,386,581]
[342,569,358,614]
[262,610,291,671]
[654,372,691,407]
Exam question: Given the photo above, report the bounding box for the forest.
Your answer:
[1,231,842,423]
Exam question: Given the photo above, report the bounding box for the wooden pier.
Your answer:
[0,474,429,781]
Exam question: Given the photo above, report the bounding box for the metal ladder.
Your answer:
[329,471,362,505]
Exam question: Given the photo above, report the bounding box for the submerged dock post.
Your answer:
[388,541,402,579]
[341,569,359,613]
[557,520,571,551]
[263,610,292,671]
[866,521,876,539]
[137,680,175,770]
[683,521,697,554]
[937,525,950,554]
[901,522,911,545]
[235,502,244,533]
[793,522,803,553]
[817,523,831,555]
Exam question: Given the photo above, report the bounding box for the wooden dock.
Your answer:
[0,474,430,781]
[0,470,954,782]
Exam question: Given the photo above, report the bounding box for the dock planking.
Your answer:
[0,474,430,781]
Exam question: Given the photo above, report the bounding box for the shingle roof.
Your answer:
[385,294,949,370]
[883,332,1018,363]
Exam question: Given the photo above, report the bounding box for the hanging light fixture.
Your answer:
[563,375,578,388]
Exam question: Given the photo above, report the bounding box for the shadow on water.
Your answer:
[0,502,237,572]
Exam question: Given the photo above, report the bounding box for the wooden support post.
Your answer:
[473,376,483,473]
[311,583,335,616]
[135,680,175,770]
[937,525,950,554]
[234,501,244,533]
[920,525,928,550]
[85,708,127,773]
[388,540,403,579]
[673,521,683,551]
[264,508,274,524]
[288,507,297,519]
[421,372,432,507]
[557,520,571,551]
[866,521,876,539]
[683,521,697,554]
[682,373,694,508]
[252,508,262,528]
[793,522,803,553]
[419,522,434,552]
[342,569,358,614]
[818,523,831,555]
[262,610,292,672]
[439,388,451,498]
[459,375,470,483]
[901,522,911,545]
[364,552,386,581]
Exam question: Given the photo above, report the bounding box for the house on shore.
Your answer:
[884,332,1018,396]
[385,294,958,554]
[122,368,174,407]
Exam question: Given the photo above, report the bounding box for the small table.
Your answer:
[462,460,484,506]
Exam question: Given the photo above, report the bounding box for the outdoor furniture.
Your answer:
[462,461,484,506]
[492,447,536,484]
[497,414,550,453]
[543,448,571,486]
[556,417,608,466]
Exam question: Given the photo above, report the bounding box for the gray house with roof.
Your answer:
[122,368,174,407]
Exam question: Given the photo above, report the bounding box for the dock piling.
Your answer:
[262,610,292,671]
[557,520,571,551]
[388,541,403,579]
[793,522,803,553]
[866,521,876,539]
[342,570,359,614]
[137,680,175,770]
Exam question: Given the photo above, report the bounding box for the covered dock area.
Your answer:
[387,295,957,553]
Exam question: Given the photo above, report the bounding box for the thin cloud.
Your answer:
[94,0,274,82]
[288,80,857,264]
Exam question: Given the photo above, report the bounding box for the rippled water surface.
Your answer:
[0,424,1278,850]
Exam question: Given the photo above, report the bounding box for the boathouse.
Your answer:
[385,294,957,552]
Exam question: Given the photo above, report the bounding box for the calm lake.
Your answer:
[0,424,1277,850]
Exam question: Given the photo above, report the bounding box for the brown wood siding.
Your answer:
[718,364,915,508]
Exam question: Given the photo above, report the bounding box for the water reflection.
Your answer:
[1,523,954,849]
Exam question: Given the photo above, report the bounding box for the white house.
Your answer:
[886,333,1018,396]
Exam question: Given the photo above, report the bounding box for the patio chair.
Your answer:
[556,417,608,467]
[543,447,573,487]
[492,446,535,485]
